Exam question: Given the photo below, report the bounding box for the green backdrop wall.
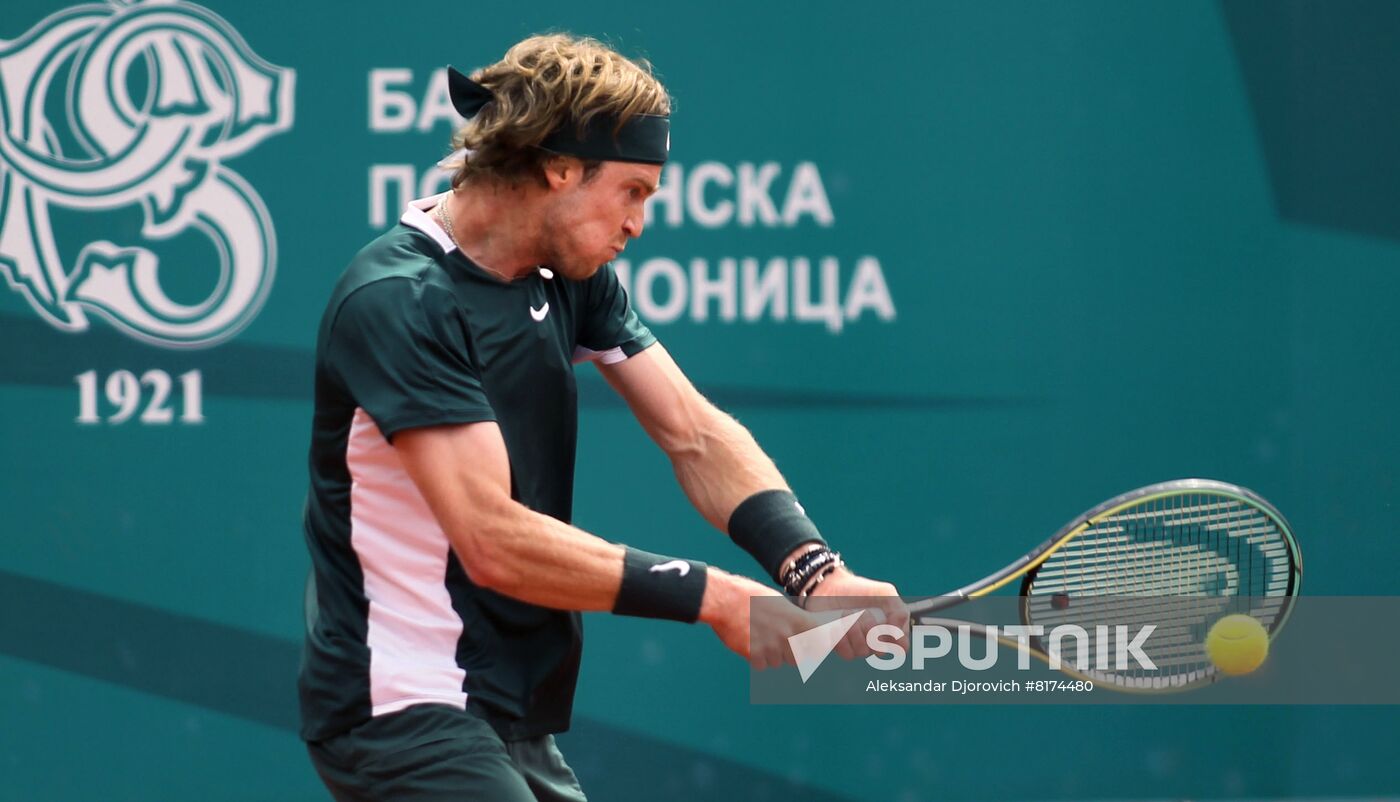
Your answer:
[3,1,1398,800]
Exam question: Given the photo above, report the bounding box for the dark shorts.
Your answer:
[306,705,586,802]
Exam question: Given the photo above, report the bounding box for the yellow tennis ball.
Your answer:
[1206,614,1270,676]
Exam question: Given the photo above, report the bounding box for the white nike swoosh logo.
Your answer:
[649,560,690,577]
[530,302,549,322]
[788,610,864,683]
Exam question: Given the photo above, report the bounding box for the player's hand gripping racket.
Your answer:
[906,479,1302,692]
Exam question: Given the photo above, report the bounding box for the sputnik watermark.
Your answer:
[788,616,1157,684]
[758,597,1400,704]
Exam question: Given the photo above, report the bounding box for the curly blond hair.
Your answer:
[447,34,671,187]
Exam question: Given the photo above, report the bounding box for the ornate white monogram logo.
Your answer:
[0,1,295,348]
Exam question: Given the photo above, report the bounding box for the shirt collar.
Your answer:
[400,193,457,254]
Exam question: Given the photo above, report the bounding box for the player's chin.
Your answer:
[597,245,625,268]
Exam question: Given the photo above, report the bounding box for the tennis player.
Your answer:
[298,33,907,801]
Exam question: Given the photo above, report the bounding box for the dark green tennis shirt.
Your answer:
[299,195,655,742]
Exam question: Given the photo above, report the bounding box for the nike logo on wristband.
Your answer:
[650,560,690,577]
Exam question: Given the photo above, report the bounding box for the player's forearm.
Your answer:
[666,408,834,587]
[445,500,626,610]
[666,404,789,531]
[450,497,765,627]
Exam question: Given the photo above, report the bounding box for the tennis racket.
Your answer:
[907,478,1302,692]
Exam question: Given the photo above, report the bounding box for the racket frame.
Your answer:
[905,478,1303,692]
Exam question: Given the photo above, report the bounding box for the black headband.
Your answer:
[447,66,669,165]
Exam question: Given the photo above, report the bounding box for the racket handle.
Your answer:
[907,593,967,615]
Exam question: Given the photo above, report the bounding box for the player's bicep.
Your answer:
[393,420,514,540]
[596,344,710,455]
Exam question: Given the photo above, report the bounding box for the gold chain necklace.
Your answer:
[434,194,458,246]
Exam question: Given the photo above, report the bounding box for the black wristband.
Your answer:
[612,547,708,623]
[728,489,827,584]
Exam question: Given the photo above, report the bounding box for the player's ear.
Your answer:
[541,155,582,190]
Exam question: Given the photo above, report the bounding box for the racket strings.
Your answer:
[1023,492,1294,688]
